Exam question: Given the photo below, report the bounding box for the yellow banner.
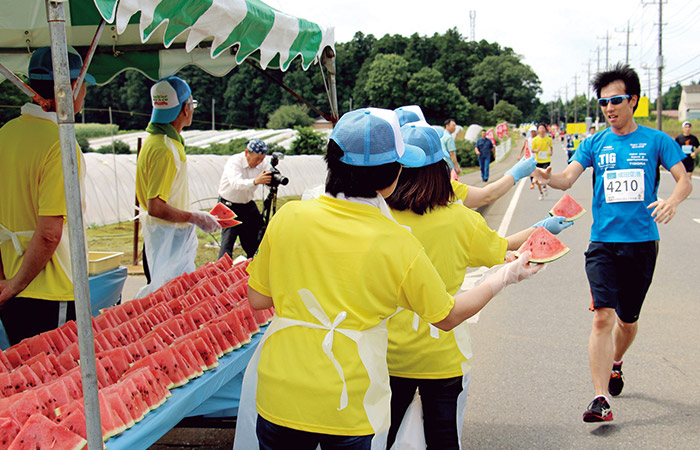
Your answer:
[566,123,587,135]
[634,96,650,117]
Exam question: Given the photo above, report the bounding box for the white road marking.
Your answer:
[694,219,700,225]
[462,178,528,323]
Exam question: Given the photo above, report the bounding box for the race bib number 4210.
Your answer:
[603,169,644,203]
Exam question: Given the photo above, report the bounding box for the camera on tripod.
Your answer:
[268,152,289,187]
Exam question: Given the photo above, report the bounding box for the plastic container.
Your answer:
[88,251,124,275]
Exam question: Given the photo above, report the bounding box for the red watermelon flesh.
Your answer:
[192,337,219,370]
[102,382,146,423]
[16,366,42,392]
[0,352,13,372]
[523,139,532,159]
[101,390,135,430]
[172,349,200,380]
[220,310,251,345]
[214,321,241,352]
[0,372,15,397]
[515,227,570,263]
[549,192,586,221]
[210,202,236,220]
[123,368,168,411]
[150,348,188,388]
[56,408,87,440]
[7,413,86,450]
[175,341,207,374]
[218,218,242,229]
[0,417,21,448]
[8,391,50,425]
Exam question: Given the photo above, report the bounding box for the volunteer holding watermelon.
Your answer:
[0,47,93,345]
[135,76,220,298]
[534,64,691,423]
[384,121,572,449]
[235,108,542,450]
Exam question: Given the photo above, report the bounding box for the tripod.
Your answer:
[257,183,279,244]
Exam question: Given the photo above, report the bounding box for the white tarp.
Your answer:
[83,153,327,227]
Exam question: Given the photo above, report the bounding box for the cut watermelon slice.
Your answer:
[549,193,586,221]
[0,417,21,448]
[219,218,242,229]
[514,227,570,263]
[7,413,86,450]
[210,202,237,220]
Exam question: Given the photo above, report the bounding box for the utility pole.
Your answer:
[469,10,476,41]
[573,74,579,124]
[597,31,610,69]
[585,60,591,118]
[211,98,215,130]
[615,20,636,64]
[643,0,665,130]
[493,92,497,109]
[595,47,600,125]
[564,85,569,125]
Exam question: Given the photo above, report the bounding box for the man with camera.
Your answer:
[217,139,272,259]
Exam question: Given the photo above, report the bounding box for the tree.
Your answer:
[0,80,25,126]
[405,67,469,124]
[267,104,313,129]
[662,82,682,110]
[290,126,326,155]
[362,54,411,109]
[492,100,523,124]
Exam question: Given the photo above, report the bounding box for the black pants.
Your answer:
[218,198,264,259]
[0,297,76,346]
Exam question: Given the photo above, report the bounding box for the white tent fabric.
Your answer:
[82,153,327,227]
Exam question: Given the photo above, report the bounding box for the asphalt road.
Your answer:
[460,138,700,448]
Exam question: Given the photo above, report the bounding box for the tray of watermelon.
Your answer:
[0,254,273,449]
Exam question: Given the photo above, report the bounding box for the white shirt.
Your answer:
[218,152,268,203]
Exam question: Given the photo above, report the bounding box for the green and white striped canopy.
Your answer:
[0,0,335,84]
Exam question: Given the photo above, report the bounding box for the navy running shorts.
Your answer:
[682,155,694,173]
[536,162,550,169]
[584,241,658,323]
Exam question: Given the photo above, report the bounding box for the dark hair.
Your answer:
[29,79,57,101]
[386,160,454,215]
[324,140,402,198]
[592,63,641,112]
[444,118,456,127]
[538,122,548,129]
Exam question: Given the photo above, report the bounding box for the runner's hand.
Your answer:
[484,252,543,295]
[532,166,552,186]
[532,216,574,234]
[505,156,536,184]
[188,211,222,233]
[647,198,678,224]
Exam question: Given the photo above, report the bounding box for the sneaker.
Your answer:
[538,195,543,200]
[608,365,624,396]
[583,396,613,422]
[530,183,535,190]
[543,187,548,196]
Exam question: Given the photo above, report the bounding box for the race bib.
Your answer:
[682,145,693,155]
[538,151,549,160]
[604,169,644,203]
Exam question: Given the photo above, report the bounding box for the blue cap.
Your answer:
[28,46,96,85]
[247,139,268,154]
[329,108,425,168]
[394,105,426,127]
[150,76,192,124]
[401,122,451,167]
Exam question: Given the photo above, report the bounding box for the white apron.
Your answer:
[135,136,197,298]
[233,288,396,450]
[390,311,473,450]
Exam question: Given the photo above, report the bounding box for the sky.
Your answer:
[269,0,700,105]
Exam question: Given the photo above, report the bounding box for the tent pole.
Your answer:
[321,47,339,123]
[45,1,102,448]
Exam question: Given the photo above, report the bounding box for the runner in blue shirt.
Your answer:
[534,63,691,423]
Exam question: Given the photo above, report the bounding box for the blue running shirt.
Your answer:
[572,125,685,242]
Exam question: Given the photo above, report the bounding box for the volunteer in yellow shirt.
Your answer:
[0,46,93,345]
[135,76,220,297]
[235,109,544,450]
[532,123,553,200]
[385,122,572,449]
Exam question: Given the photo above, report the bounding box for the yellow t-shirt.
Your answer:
[388,203,507,378]
[135,133,186,210]
[451,179,469,203]
[532,136,553,163]
[247,195,454,435]
[0,113,80,300]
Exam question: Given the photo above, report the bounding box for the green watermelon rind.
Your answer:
[514,246,570,264]
[548,209,586,222]
[514,227,570,264]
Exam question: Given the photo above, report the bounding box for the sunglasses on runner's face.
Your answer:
[598,95,630,106]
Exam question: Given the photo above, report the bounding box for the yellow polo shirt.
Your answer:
[532,136,553,163]
[0,112,80,300]
[247,195,454,435]
[388,203,507,378]
[451,180,469,203]
[135,133,185,210]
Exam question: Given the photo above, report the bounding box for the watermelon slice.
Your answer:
[549,193,586,221]
[0,417,21,448]
[210,202,236,219]
[7,413,86,450]
[218,218,242,229]
[523,140,532,159]
[514,227,570,263]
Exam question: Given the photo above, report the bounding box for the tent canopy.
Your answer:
[0,0,335,85]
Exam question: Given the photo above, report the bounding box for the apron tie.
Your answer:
[0,223,33,256]
[322,311,349,410]
[412,312,440,339]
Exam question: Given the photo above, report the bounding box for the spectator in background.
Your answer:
[217,139,271,259]
[0,46,94,344]
[442,118,461,174]
[475,129,496,182]
[135,76,220,297]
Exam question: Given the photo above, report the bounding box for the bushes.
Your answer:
[289,126,327,155]
[267,104,314,129]
[97,140,131,154]
[75,123,119,140]
[455,139,478,168]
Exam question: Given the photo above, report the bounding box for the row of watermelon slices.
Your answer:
[0,254,273,449]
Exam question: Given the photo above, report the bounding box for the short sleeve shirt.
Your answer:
[135,133,185,210]
[388,204,507,378]
[572,125,685,242]
[247,195,454,435]
[532,136,552,163]
[674,133,699,155]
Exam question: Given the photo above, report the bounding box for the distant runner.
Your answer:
[675,120,699,185]
[532,123,553,200]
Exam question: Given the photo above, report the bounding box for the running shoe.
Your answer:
[530,183,535,190]
[608,364,624,397]
[538,195,543,200]
[583,396,613,422]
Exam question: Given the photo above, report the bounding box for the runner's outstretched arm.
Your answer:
[534,161,585,190]
[648,161,693,224]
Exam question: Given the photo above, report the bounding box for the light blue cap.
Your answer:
[329,108,425,168]
[150,76,192,124]
[394,105,426,127]
[401,122,451,167]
